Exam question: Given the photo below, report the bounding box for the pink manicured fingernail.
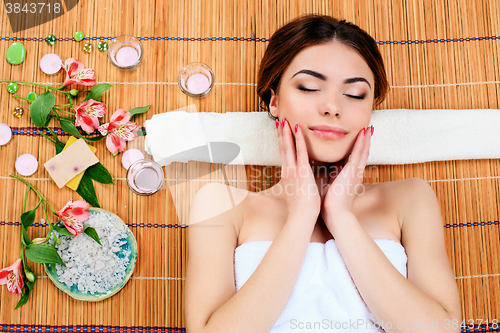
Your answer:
[363,128,366,135]
[282,118,285,128]
[295,124,298,133]
[276,119,279,129]
[371,126,374,136]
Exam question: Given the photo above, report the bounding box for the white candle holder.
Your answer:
[178,62,214,98]
[126,159,164,196]
[107,35,144,72]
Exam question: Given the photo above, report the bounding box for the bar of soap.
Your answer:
[44,138,99,188]
[63,136,97,190]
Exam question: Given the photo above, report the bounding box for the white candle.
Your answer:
[115,46,139,67]
[15,154,38,176]
[186,73,211,94]
[0,123,12,146]
[40,53,62,75]
[121,149,144,170]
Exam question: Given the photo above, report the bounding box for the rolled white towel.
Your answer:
[144,109,500,166]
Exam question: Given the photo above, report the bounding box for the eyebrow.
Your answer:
[291,69,372,89]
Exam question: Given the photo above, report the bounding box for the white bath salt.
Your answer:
[52,211,132,294]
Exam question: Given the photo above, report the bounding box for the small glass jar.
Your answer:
[126,159,164,195]
[107,35,144,72]
[178,62,215,98]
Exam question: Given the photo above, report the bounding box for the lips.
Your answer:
[309,124,348,139]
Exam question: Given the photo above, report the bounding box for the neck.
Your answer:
[270,156,349,200]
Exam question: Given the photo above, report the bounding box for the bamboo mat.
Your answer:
[0,0,499,332]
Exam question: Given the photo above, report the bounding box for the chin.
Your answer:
[309,155,348,166]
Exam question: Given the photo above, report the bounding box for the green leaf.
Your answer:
[129,105,151,119]
[29,91,56,127]
[83,226,102,246]
[55,141,66,154]
[59,119,82,138]
[21,209,37,228]
[25,243,65,266]
[83,135,105,142]
[76,173,100,208]
[52,224,74,237]
[83,83,113,102]
[15,286,31,309]
[86,163,114,185]
[21,227,32,246]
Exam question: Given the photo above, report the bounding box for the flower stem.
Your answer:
[39,131,56,144]
[22,187,30,214]
[54,107,75,115]
[13,95,30,102]
[0,80,64,92]
[9,174,56,214]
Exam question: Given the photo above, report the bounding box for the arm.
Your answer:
[326,178,461,332]
[185,182,316,333]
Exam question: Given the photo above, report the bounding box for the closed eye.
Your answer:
[345,94,365,100]
[298,85,319,92]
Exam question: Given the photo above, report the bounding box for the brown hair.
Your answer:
[257,14,389,120]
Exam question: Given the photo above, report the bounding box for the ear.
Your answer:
[269,89,278,118]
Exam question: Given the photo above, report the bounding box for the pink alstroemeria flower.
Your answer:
[98,109,139,154]
[62,58,96,87]
[74,99,107,134]
[0,259,24,295]
[55,200,90,236]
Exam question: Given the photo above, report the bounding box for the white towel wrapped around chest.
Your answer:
[144,108,500,166]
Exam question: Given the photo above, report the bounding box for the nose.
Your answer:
[320,94,341,118]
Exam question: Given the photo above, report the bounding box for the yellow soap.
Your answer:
[63,137,97,190]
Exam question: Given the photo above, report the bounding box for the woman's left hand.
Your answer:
[320,125,373,223]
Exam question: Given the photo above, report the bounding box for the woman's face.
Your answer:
[269,41,375,165]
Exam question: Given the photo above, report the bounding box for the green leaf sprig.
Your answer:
[9,174,102,308]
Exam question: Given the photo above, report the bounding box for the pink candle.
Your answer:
[186,73,211,94]
[115,46,139,67]
[40,53,62,75]
[121,149,144,170]
[0,123,12,146]
[15,154,38,176]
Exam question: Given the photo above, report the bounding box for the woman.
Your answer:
[185,15,461,333]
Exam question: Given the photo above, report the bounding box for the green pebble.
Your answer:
[6,42,26,65]
[7,82,18,93]
[46,34,56,46]
[74,31,85,42]
[97,41,108,52]
[27,92,37,102]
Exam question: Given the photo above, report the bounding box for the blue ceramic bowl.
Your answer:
[44,208,138,301]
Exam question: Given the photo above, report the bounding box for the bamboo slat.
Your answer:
[0,0,499,331]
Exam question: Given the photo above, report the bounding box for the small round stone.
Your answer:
[27,92,37,102]
[6,42,26,65]
[13,107,24,118]
[45,34,56,46]
[97,41,108,52]
[7,82,18,93]
[74,31,85,42]
[83,43,93,53]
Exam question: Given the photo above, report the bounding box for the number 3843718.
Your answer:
[5,2,61,14]
[445,319,499,329]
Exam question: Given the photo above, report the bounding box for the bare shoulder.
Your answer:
[365,178,435,221]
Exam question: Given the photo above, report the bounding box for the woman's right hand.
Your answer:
[277,118,321,227]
